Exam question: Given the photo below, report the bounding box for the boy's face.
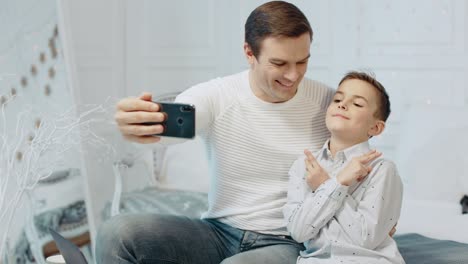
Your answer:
[326,79,384,141]
[244,33,310,103]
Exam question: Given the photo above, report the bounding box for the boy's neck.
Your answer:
[329,135,368,158]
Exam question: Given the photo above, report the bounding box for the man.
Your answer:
[96,1,334,263]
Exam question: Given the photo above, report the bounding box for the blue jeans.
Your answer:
[95,214,304,264]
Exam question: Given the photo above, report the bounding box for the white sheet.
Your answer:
[396,198,468,244]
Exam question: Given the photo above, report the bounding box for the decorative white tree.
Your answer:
[0,95,116,261]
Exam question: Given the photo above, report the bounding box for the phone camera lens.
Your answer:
[180,105,192,112]
[177,117,184,126]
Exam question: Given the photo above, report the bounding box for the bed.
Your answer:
[100,187,468,264]
[393,198,468,263]
[101,103,468,263]
[103,116,468,264]
[395,233,468,264]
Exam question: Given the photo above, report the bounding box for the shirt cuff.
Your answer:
[316,177,349,201]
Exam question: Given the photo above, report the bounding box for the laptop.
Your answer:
[49,229,88,264]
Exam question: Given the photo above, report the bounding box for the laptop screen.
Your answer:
[49,229,88,264]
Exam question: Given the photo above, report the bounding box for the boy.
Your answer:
[284,71,405,264]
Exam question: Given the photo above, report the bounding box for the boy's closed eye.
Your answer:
[353,102,363,107]
[332,98,364,108]
[332,96,344,103]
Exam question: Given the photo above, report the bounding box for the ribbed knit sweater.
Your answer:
[175,70,334,234]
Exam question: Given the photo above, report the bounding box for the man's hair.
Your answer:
[338,71,391,122]
[245,1,312,58]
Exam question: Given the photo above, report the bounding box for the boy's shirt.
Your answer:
[284,140,405,264]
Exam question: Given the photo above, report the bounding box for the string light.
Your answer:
[48,67,55,79]
[44,84,51,96]
[39,52,46,63]
[21,76,27,87]
[30,65,37,76]
[15,152,23,162]
[34,118,41,129]
[0,2,89,258]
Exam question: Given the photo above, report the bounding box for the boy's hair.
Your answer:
[338,71,391,122]
[245,1,312,58]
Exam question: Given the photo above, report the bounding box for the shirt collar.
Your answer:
[319,139,371,162]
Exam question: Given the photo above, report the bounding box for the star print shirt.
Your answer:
[283,140,405,264]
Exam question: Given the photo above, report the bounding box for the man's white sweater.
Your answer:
[174,70,334,235]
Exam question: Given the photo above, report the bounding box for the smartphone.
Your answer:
[146,102,195,139]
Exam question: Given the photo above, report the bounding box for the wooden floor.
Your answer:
[43,232,90,257]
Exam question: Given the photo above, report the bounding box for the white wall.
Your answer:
[125,0,468,159]
[65,0,468,243]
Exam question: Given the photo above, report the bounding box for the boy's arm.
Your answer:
[333,160,403,249]
[283,158,349,243]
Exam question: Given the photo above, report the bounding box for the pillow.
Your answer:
[159,136,210,193]
[395,105,468,204]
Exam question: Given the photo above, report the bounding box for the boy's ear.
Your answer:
[244,43,255,64]
[368,120,386,137]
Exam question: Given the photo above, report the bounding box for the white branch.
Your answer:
[0,99,118,258]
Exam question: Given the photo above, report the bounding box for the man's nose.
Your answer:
[284,66,299,82]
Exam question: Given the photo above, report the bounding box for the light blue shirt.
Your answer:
[284,140,405,264]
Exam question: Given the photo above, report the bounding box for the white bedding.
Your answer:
[396,198,468,244]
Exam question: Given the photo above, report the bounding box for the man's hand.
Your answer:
[304,150,330,191]
[114,92,166,144]
[336,150,382,186]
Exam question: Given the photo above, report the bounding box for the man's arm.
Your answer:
[115,80,218,145]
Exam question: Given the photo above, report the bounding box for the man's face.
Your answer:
[326,79,382,141]
[245,33,311,103]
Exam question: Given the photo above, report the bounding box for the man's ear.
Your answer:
[244,43,255,64]
[368,120,386,137]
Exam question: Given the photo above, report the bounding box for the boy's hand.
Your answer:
[336,150,382,186]
[304,150,330,191]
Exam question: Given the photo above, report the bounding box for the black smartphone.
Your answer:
[146,102,195,139]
